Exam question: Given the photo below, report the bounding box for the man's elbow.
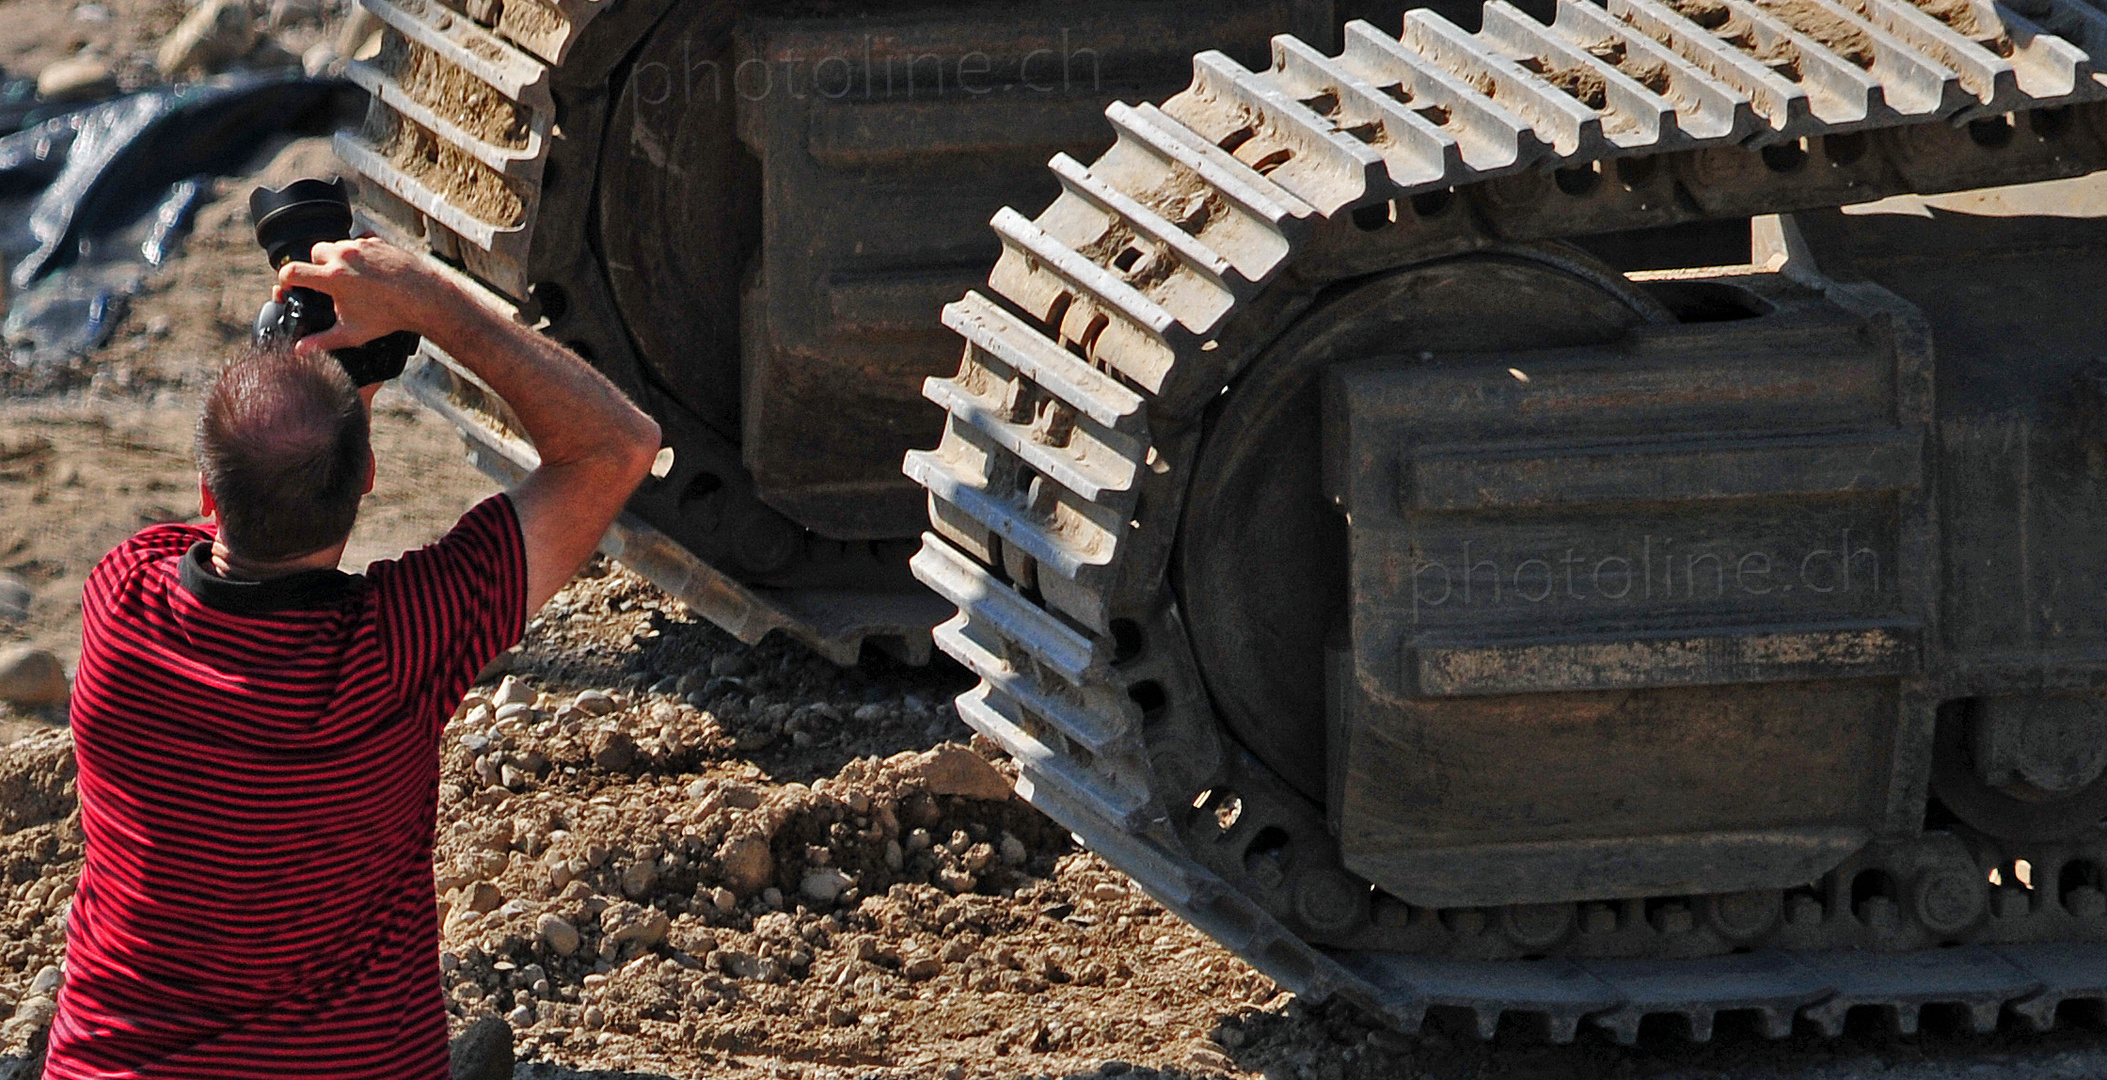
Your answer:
[618,417,663,485]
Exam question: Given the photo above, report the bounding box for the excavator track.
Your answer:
[338,0,2107,1042]
[903,0,2107,1044]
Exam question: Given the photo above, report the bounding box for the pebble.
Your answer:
[902,956,942,982]
[589,729,636,772]
[1091,882,1128,903]
[800,867,854,905]
[494,702,534,725]
[506,1003,534,1027]
[492,675,536,709]
[897,744,1011,802]
[35,57,114,103]
[999,835,1028,867]
[718,836,774,896]
[619,859,658,901]
[0,646,68,706]
[852,703,887,723]
[500,765,526,789]
[708,653,751,678]
[300,41,340,77]
[573,689,617,716]
[709,886,738,913]
[156,0,256,76]
[26,965,60,997]
[0,572,30,623]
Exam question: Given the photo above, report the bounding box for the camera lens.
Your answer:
[250,178,355,268]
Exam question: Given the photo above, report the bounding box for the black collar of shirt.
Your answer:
[180,541,354,614]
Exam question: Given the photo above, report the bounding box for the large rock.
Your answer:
[0,647,67,707]
[156,0,257,77]
[899,744,1011,802]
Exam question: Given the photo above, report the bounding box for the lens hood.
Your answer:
[250,177,355,268]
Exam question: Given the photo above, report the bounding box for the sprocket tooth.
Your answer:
[1336,20,1549,175]
[1997,942,2107,1031]
[1610,0,1821,137]
[1753,0,1974,117]
[1402,8,1617,159]
[1158,50,1392,216]
[1267,36,1465,193]
[1478,0,1689,151]
[1847,0,2028,106]
[1795,946,2039,1038]
[1038,154,1249,337]
[1100,102,1315,285]
[989,207,1192,395]
[1583,951,1833,1046]
[1546,0,1762,143]
[357,0,551,110]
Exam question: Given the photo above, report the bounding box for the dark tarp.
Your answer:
[0,73,359,370]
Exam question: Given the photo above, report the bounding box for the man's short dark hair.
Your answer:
[197,344,370,562]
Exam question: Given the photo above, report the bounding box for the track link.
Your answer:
[906,0,2107,1043]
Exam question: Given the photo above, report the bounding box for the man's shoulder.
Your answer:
[89,523,211,592]
[362,493,520,587]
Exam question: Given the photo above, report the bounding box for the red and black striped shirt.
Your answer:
[47,494,526,1079]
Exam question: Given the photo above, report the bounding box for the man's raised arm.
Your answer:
[280,238,663,611]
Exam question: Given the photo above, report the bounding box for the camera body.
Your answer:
[249,178,419,387]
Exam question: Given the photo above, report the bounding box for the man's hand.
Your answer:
[276,239,454,356]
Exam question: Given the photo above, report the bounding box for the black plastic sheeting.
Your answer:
[0,73,359,369]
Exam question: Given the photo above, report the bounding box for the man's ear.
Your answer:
[198,476,216,520]
[363,449,377,495]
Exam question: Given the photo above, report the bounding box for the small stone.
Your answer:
[718,836,774,896]
[902,956,942,981]
[463,881,503,914]
[709,886,737,913]
[589,729,635,772]
[574,690,617,716]
[899,744,1010,801]
[800,867,854,905]
[999,835,1027,866]
[499,765,526,789]
[0,646,67,706]
[619,859,658,900]
[1189,1047,1233,1072]
[492,675,535,708]
[937,867,977,894]
[582,1005,605,1029]
[1099,1061,1134,1076]
[1090,882,1127,903]
[761,886,784,910]
[27,965,61,997]
[505,1003,534,1028]
[300,41,340,77]
[537,914,580,956]
[600,901,670,947]
[852,703,887,723]
[35,56,113,102]
[709,654,751,678]
[156,0,256,76]
[734,728,776,753]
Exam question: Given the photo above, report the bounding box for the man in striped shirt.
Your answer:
[45,239,662,1079]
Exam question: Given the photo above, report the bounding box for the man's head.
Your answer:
[196,343,372,563]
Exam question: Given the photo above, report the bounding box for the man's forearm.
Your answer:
[424,290,658,469]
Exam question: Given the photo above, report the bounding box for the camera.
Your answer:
[249,178,420,387]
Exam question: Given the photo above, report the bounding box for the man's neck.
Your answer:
[209,539,346,582]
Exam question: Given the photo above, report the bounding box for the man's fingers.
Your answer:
[293,327,360,355]
[277,261,334,291]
